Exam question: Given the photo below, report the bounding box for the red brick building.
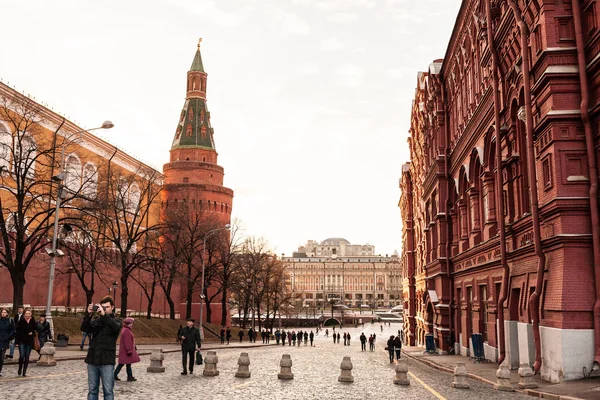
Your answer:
[0,42,233,323]
[400,0,600,382]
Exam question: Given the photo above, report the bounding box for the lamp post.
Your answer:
[112,281,118,311]
[45,121,114,340]
[199,224,231,340]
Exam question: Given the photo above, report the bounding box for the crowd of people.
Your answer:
[1,299,405,400]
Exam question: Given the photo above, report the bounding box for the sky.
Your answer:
[0,0,461,256]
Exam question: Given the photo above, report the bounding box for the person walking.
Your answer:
[309,331,314,346]
[220,327,225,344]
[114,318,140,382]
[386,335,395,363]
[8,306,23,360]
[0,308,15,377]
[360,333,367,351]
[15,308,36,377]
[336,332,340,344]
[288,331,292,346]
[368,334,374,351]
[304,331,308,345]
[179,318,201,375]
[81,296,122,400]
[393,334,402,360]
[226,327,231,344]
[291,331,296,346]
[275,329,281,345]
[80,330,92,350]
[325,328,329,338]
[281,331,286,346]
[238,329,245,343]
[332,332,336,344]
[36,314,52,351]
[247,327,254,343]
[343,332,347,346]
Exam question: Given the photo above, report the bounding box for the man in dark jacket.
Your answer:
[36,314,52,349]
[360,332,367,351]
[179,318,201,375]
[7,305,23,359]
[393,334,402,360]
[81,296,122,400]
[0,308,15,377]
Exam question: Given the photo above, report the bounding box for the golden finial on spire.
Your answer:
[197,38,202,50]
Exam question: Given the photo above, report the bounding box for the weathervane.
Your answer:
[198,38,202,50]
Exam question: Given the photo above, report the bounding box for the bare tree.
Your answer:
[0,95,99,311]
[213,218,243,326]
[97,166,163,317]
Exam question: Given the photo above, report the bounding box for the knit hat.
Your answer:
[124,317,134,326]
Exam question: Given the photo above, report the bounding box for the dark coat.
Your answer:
[81,313,122,365]
[180,326,201,351]
[360,334,367,343]
[36,320,51,341]
[0,316,15,349]
[226,329,232,339]
[118,325,140,364]
[387,337,394,350]
[15,317,36,346]
[393,336,402,349]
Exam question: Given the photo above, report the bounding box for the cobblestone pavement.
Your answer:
[0,324,530,400]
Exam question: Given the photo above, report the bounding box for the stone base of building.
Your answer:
[540,326,594,383]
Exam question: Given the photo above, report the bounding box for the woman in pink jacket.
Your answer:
[114,318,140,382]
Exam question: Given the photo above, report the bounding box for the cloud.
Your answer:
[171,0,241,27]
[336,64,364,88]
[327,12,358,22]
[281,12,311,35]
[295,62,320,75]
[320,37,345,51]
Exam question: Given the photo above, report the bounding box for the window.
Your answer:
[0,123,11,172]
[542,155,553,189]
[480,286,488,342]
[82,163,98,198]
[17,134,36,178]
[585,2,597,34]
[128,184,140,212]
[556,17,575,41]
[65,154,82,192]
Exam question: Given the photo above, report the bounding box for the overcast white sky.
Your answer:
[0,0,461,256]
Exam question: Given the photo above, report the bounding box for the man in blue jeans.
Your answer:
[7,306,24,359]
[81,296,122,400]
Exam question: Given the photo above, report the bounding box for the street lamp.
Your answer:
[199,223,231,340]
[45,121,114,340]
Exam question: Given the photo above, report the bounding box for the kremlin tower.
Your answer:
[162,39,234,321]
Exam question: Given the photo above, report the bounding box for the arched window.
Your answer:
[0,123,11,172]
[65,154,82,192]
[82,163,98,198]
[128,183,140,213]
[18,134,36,178]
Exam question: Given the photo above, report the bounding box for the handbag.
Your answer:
[195,351,203,365]
[33,334,41,353]
[384,346,389,351]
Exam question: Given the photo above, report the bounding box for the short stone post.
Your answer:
[235,352,251,378]
[338,356,354,383]
[517,364,538,389]
[451,362,469,389]
[37,342,57,366]
[494,364,514,391]
[147,348,166,373]
[393,358,410,385]
[278,354,293,380]
[203,351,220,376]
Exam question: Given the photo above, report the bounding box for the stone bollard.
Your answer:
[37,342,57,366]
[147,348,166,373]
[203,351,220,376]
[393,358,410,385]
[451,362,469,389]
[494,365,514,391]
[235,352,251,378]
[278,354,293,380]
[517,364,538,389]
[338,356,354,383]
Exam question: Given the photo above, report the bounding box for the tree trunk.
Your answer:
[185,279,194,319]
[146,282,155,319]
[220,284,228,326]
[206,298,212,323]
[11,269,25,312]
[120,274,129,318]
[167,296,175,319]
[162,278,176,319]
[85,290,94,308]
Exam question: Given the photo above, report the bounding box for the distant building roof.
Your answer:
[320,238,351,245]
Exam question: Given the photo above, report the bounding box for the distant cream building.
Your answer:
[282,238,402,308]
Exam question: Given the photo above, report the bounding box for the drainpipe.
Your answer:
[506,0,545,374]
[439,74,454,348]
[572,0,600,370]
[486,0,510,366]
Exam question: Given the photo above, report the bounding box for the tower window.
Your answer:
[183,177,189,183]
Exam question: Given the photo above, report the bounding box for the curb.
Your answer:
[401,350,585,400]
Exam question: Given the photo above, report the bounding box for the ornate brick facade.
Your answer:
[400,0,600,382]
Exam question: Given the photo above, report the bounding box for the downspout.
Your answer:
[572,0,600,369]
[486,0,510,366]
[506,0,545,374]
[439,74,454,348]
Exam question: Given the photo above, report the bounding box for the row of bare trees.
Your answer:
[0,94,294,326]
